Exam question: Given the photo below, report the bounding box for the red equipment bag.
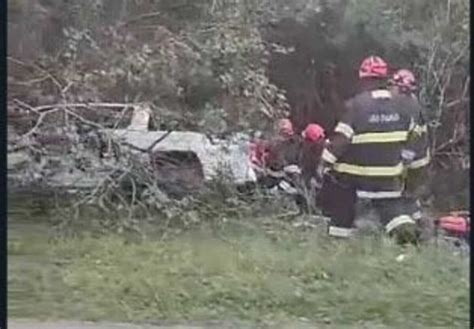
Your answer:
[436,211,470,237]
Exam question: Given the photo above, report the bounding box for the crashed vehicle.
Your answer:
[107,129,258,184]
[8,130,260,191]
[8,103,263,192]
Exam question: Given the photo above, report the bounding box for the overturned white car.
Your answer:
[106,129,258,185]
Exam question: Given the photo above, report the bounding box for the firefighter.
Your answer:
[315,56,423,243]
[389,69,431,173]
[256,118,302,193]
[299,123,326,186]
[388,69,431,191]
[297,123,327,213]
[249,118,297,176]
[314,56,391,237]
[266,118,302,172]
[301,123,326,142]
[269,121,327,212]
[389,69,431,239]
[273,122,327,213]
[277,118,295,139]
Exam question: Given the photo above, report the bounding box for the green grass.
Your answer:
[8,219,469,328]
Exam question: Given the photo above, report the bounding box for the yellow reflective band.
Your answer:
[351,131,409,144]
[334,122,354,139]
[321,148,337,164]
[408,150,431,169]
[333,162,404,176]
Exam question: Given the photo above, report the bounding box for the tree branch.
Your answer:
[13,100,138,113]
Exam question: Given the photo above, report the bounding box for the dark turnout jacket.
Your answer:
[404,95,431,195]
[265,136,302,172]
[405,98,430,169]
[321,89,423,199]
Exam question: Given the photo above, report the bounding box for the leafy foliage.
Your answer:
[8,0,470,210]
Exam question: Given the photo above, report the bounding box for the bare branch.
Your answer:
[118,12,162,28]
[19,108,62,138]
[64,109,107,130]
[446,98,469,108]
[31,102,138,113]
[7,56,63,91]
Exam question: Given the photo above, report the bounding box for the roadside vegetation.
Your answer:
[8,193,470,328]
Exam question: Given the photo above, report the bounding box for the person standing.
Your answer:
[388,69,431,238]
[315,56,422,243]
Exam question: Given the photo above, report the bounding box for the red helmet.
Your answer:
[390,69,417,92]
[359,56,388,79]
[302,123,325,142]
[278,118,294,137]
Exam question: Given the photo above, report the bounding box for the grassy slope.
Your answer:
[8,219,469,328]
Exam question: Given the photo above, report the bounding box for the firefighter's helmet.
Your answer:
[359,56,388,79]
[302,123,325,142]
[390,69,417,92]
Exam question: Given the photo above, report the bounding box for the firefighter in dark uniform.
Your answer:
[389,69,431,238]
[315,56,423,243]
[389,69,431,175]
[269,118,302,171]
[262,118,304,198]
[269,120,329,211]
[300,123,326,185]
[298,123,327,212]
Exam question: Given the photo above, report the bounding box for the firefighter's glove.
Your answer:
[266,168,286,179]
[283,165,302,175]
[313,162,330,190]
[401,149,416,166]
[310,177,321,191]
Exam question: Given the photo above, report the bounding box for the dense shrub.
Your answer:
[8,0,469,209]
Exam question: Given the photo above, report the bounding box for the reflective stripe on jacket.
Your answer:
[321,89,422,198]
[405,104,431,170]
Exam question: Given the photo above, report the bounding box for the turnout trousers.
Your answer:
[317,174,357,238]
[318,174,420,241]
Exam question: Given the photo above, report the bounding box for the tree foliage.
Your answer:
[8,0,470,209]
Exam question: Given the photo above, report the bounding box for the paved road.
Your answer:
[8,320,250,329]
[8,320,418,329]
[8,320,321,329]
